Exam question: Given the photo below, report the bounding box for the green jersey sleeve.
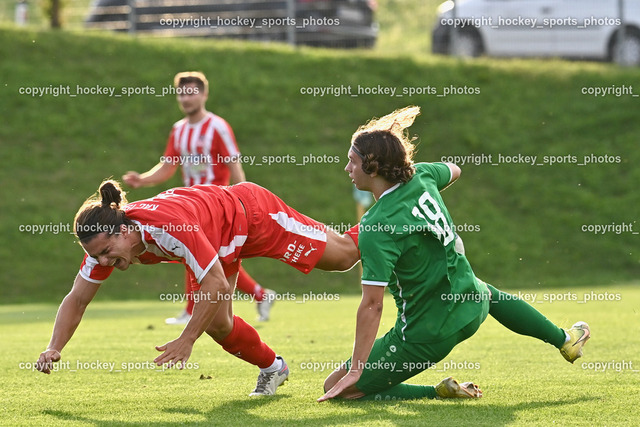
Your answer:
[359,226,401,287]
[416,162,452,191]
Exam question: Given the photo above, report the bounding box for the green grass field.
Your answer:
[3,283,639,426]
[1,3,638,424]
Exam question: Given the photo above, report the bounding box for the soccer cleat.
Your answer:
[435,377,482,399]
[165,310,191,325]
[560,321,591,363]
[249,356,289,396]
[257,289,277,322]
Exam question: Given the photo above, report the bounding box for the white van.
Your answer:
[432,0,640,65]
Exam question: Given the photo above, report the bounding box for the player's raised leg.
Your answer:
[486,283,590,363]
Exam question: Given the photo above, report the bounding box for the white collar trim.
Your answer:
[379,183,401,199]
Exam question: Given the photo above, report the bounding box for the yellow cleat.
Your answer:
[560,321,591,363]
[435,377,482,399]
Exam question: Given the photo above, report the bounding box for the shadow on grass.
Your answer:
[42,395,600,426]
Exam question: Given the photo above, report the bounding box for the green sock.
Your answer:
[487,284,566,348]
[358,383,437,401]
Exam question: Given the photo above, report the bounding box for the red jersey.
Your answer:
[163,112,240,186]
[78,183,328,285]
[80,185,247,284]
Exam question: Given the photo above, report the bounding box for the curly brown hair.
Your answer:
[351,106,420,184]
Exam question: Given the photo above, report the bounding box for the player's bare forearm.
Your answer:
[154,261,231,368]
[350,285,385,374]
[179,267,231,342]
[440,162,461,191]
[135,162,178,187]
[318,284,384,401]
[37,275,100,373]
[48,275,100,350]
[227,160,246,185]
[47,294,87,350]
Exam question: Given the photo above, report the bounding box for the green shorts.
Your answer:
[347,282,491,395]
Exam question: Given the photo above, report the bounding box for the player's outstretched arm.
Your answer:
[227,160,246,185]
[122,161,178,189]
[441,162,461,191]
[318,284,385,401]
[36,274,101,374]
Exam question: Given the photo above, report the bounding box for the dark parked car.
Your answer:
[86,0,378,48]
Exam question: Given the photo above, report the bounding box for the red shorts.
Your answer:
[229,182,327,274]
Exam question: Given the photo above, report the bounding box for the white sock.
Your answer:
[564,331,571,344]
[261,356,282,373]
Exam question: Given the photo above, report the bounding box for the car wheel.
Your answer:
[450,30,482,58]
[611,30,640,66]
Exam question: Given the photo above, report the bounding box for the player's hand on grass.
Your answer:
[36,349,61,374]
[317,370,362,402]
[154,337,194,369]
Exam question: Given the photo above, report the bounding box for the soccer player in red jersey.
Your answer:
[123,71,275,324]
[35,179,359,395]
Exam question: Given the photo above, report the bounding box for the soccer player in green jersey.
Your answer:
[318,106,590,402]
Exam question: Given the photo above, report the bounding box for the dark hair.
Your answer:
[353,130,415,184]
[74,179,133,243]
[351,106,420,184]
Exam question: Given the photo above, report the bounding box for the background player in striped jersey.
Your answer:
[35,179,360,395]
[319,106,590,402]
[123,71,275,324]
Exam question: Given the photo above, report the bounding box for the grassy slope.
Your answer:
[1,26,639,304]
[2,284,639,425]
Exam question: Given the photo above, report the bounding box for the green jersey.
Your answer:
[359,162,488,343]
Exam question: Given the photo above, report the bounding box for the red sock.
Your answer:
[184,270,196,315]
[216,316,276,368]
[236,268,265,302]
[345,223,360,248]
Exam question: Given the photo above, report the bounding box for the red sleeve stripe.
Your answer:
[79,256,111,283]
